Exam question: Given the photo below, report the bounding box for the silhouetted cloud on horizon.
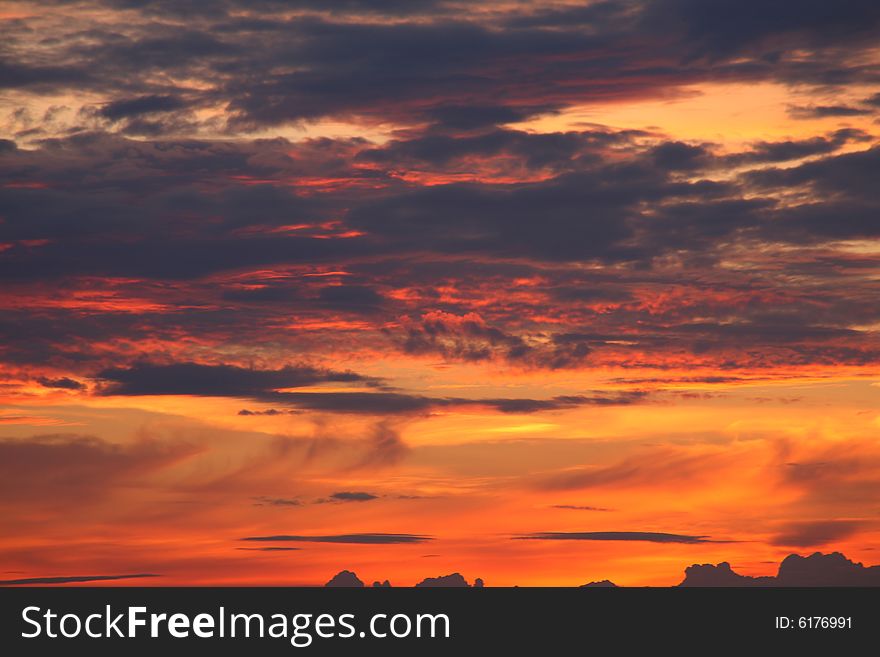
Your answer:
[325,570,364,587]
[316,552,880,587]
[680,552,880,587]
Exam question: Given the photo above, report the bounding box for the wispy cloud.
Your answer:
[514,532,718,544]
[241,533,433,544]
[0,573,159,585]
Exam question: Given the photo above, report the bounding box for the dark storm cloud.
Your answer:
[747,145,880,200]
[743,146,880,243]
[268,392,437,414]
[724,129,870,165]
[0,126,875,289]
[549,287,633,304]
[504,1,632,29]
[240,533,432,544]
[0,234,350,281]
[649,141,712,171]
[0,573,159,585]
[84,0,448,19]
[222,286,301,303]
[673,320,860,343]
[609,376,747,385]
[788,104,874,119]
[422,104,558,130]
[641,0,880,59]
[97,362,372,396]
[356,128,639,171]
[0,223,371,282]
[0,138,375,280]
[766,201,880,242]
[481,393,648,413]
[0,60,89,91]
[7,0,879,134]
[36,376,86,390]
[258,391,647,416]
[211,4,879,128]
[316,285,386,314]
[217,17,641,128]
[393,313,602,369]
[98,361,649,414]
[98,95,189,121]
[1,5,879,379]
[9,132,367,199]
[515,531,714,544]
[642,197,773,250]
[83,27,235,77]
[3,2,880,592]
[345,173,650,263]
[0,306,324,370]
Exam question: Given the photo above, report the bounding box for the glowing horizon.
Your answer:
[1,0,880,587]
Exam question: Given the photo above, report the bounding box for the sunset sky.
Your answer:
[2,0,880,587]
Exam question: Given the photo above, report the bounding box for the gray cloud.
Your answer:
[236,547,301,552]
[253,496,302,506]
[515,531,716,544]
[5,0,878,137]
[551,505,612,512]
[97,94,189,122]
[97,361,373,397]
[97,362,649,415]
[241,533,432,544]
[36,376,86,390]
[328,491,379,502]
[788,104,874,119]
[0,573,159,585]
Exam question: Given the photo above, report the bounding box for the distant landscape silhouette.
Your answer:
[678,552,880,587]
[323,552,880,588]
[324,570,365,587]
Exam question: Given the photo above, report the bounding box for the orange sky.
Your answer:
[1,0,880,587]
